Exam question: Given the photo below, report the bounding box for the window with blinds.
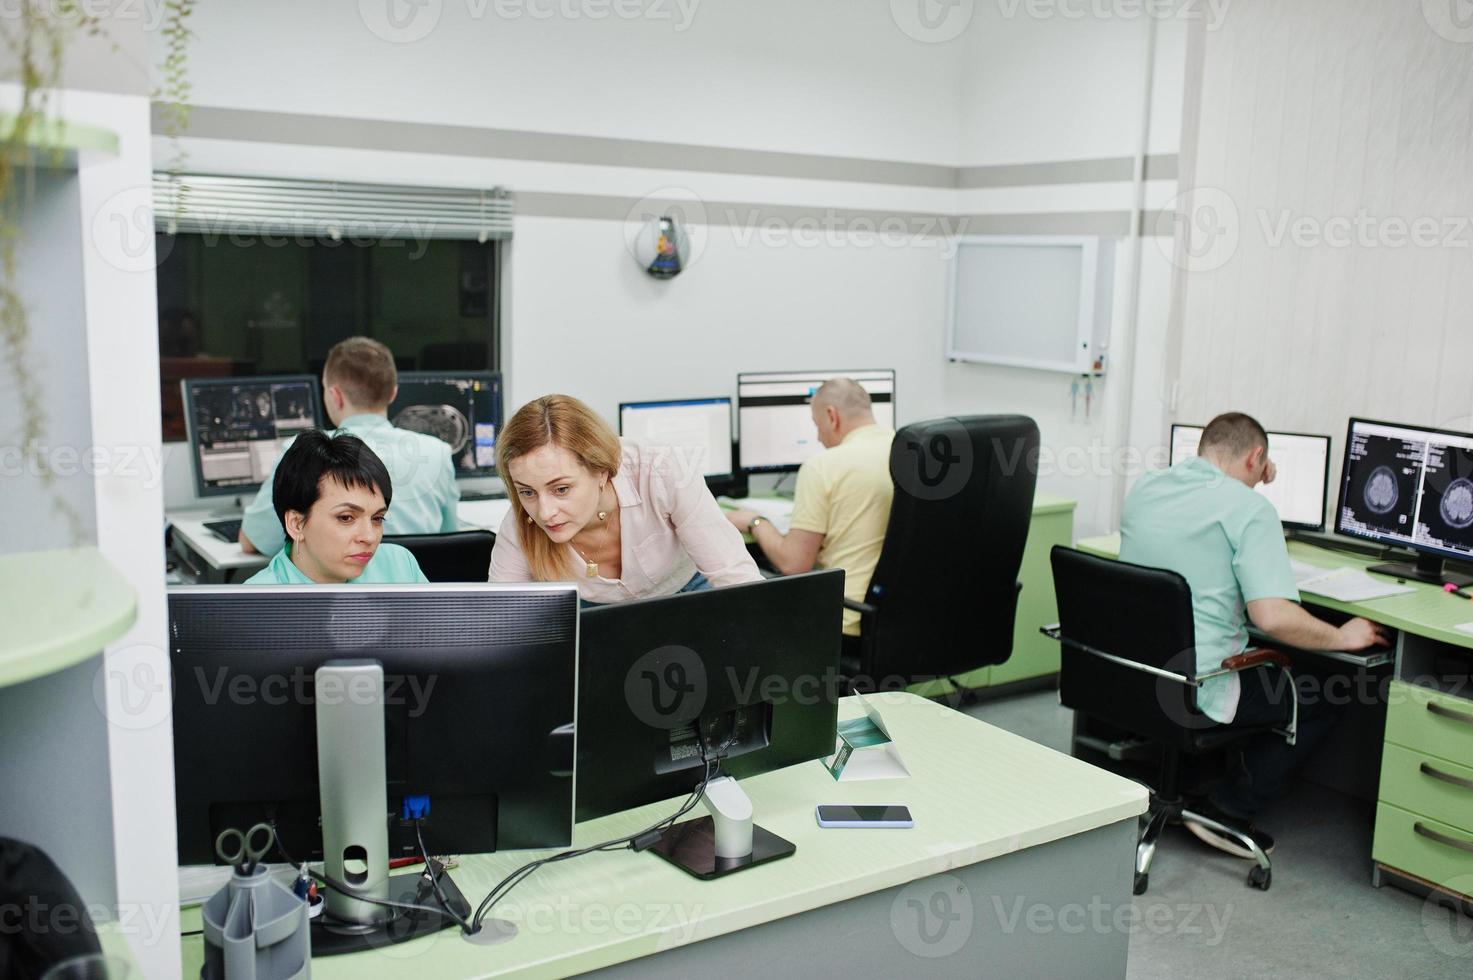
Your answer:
[153,175,509,442]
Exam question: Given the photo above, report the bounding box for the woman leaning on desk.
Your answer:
[487,394,761,603]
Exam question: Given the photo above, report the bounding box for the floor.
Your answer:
[963,688,1473,980]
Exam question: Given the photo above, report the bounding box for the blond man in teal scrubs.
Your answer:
[240,336,460,556]
[246,430,428,585]
[1122,412,1386,858]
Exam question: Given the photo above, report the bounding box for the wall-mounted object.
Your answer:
[947,235,1116,375]
[632,215,691,279]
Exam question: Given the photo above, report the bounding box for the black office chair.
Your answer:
[842,415,1039,693]
[1047,545,1297,894]
[384,530,495,583]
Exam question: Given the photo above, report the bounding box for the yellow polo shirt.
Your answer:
[788,424,895,635]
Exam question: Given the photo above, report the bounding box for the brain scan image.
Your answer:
[1364,465,1399,515]
[1442,478,1473,530]
[394,403,470,454]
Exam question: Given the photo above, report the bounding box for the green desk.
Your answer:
[1066,533,1473,907]
[181,693,1147,978]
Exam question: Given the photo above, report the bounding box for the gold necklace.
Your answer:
[572,490,614,578]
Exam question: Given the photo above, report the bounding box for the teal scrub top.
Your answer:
[1120,456,1298,723]
[241,414,461,556]
[245,542,429,585]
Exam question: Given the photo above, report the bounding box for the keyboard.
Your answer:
[203,518,242,543]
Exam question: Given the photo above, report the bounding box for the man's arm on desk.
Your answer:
[725,509,823,576]
[1247,598,1390,651]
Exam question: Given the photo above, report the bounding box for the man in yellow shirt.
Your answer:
[725,378,895,640]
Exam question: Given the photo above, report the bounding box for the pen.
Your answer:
[1443,583,1473,600]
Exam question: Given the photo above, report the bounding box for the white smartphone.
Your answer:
[815,805,914,829]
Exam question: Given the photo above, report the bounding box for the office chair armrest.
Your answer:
[1218,648,1291,672]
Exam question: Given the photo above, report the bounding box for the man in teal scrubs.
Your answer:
[1122,412,1386,856]
[240,336,460,556]
[246,430,428,585]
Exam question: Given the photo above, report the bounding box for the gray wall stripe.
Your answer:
[161,104,1178,193]
[516,192,1171,237]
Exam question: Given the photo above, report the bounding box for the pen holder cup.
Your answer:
[200,866,311,980]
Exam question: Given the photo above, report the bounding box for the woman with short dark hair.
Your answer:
[245,430,427,585]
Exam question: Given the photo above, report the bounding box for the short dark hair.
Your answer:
[1199,412,1268,459]
[323,336,397,409]
[272,430,393,531]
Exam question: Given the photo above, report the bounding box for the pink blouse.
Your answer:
[488,439,762,602]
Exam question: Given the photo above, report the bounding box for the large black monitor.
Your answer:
[1336,418,1473,587]
[1170,423,1332,531]
[736,369,896,473]
[168,583,578,951]
[388,371,503,479]
[618,397,741,495]
[183,375,321,497]
[577,570,844,878]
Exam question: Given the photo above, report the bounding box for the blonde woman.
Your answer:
[488,394,761,602]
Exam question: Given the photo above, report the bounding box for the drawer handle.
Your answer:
[1421,762,1473,793]
[1427,701,1473,727]
[1414,822,1473,854]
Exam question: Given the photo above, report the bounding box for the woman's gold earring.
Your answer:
[525,513,533,524]
[598,510,608,522]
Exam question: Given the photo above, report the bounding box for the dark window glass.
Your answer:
[156,233,499,441]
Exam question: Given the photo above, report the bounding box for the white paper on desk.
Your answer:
[1456,622,1473,636]
[719,496,794,533]
[458,498,512,530]
[1297,567,1415,602]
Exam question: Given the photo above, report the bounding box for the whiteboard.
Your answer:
[947,236,1108,374]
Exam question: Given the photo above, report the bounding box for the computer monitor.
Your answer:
[168,583,578,951]
[736,369,897,473]
[387,371,503,479]
[618,397,735,484]
[182,375,321,498]
[577,570,844,879]
[1169,424,1332,531]
[1336,418,1473,587]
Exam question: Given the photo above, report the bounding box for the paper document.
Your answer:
[1296,567,1415,602]
[1289,558,1330,585]
[720,496,795,533]
[1456,622,1473,637]
[458,498,512,531]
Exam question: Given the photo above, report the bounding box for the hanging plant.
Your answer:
[0,2,193,544]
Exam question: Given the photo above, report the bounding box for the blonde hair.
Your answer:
[323,336,397,409]
[497,394,622,581]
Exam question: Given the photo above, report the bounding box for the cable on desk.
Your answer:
[468,734,729,935]
[416,818,472,933]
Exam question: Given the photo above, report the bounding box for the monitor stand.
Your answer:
[1368,550,1473,589]
[314,661,471,955]
[647,776,796,880]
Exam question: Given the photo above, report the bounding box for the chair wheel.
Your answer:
[1247,866,1271,891]
[1133,872,1149,895]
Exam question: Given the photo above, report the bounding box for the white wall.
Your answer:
[1171,0,1473,498]
[158,2,1188,537]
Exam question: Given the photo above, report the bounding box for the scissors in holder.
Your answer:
[215,822,275,876]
